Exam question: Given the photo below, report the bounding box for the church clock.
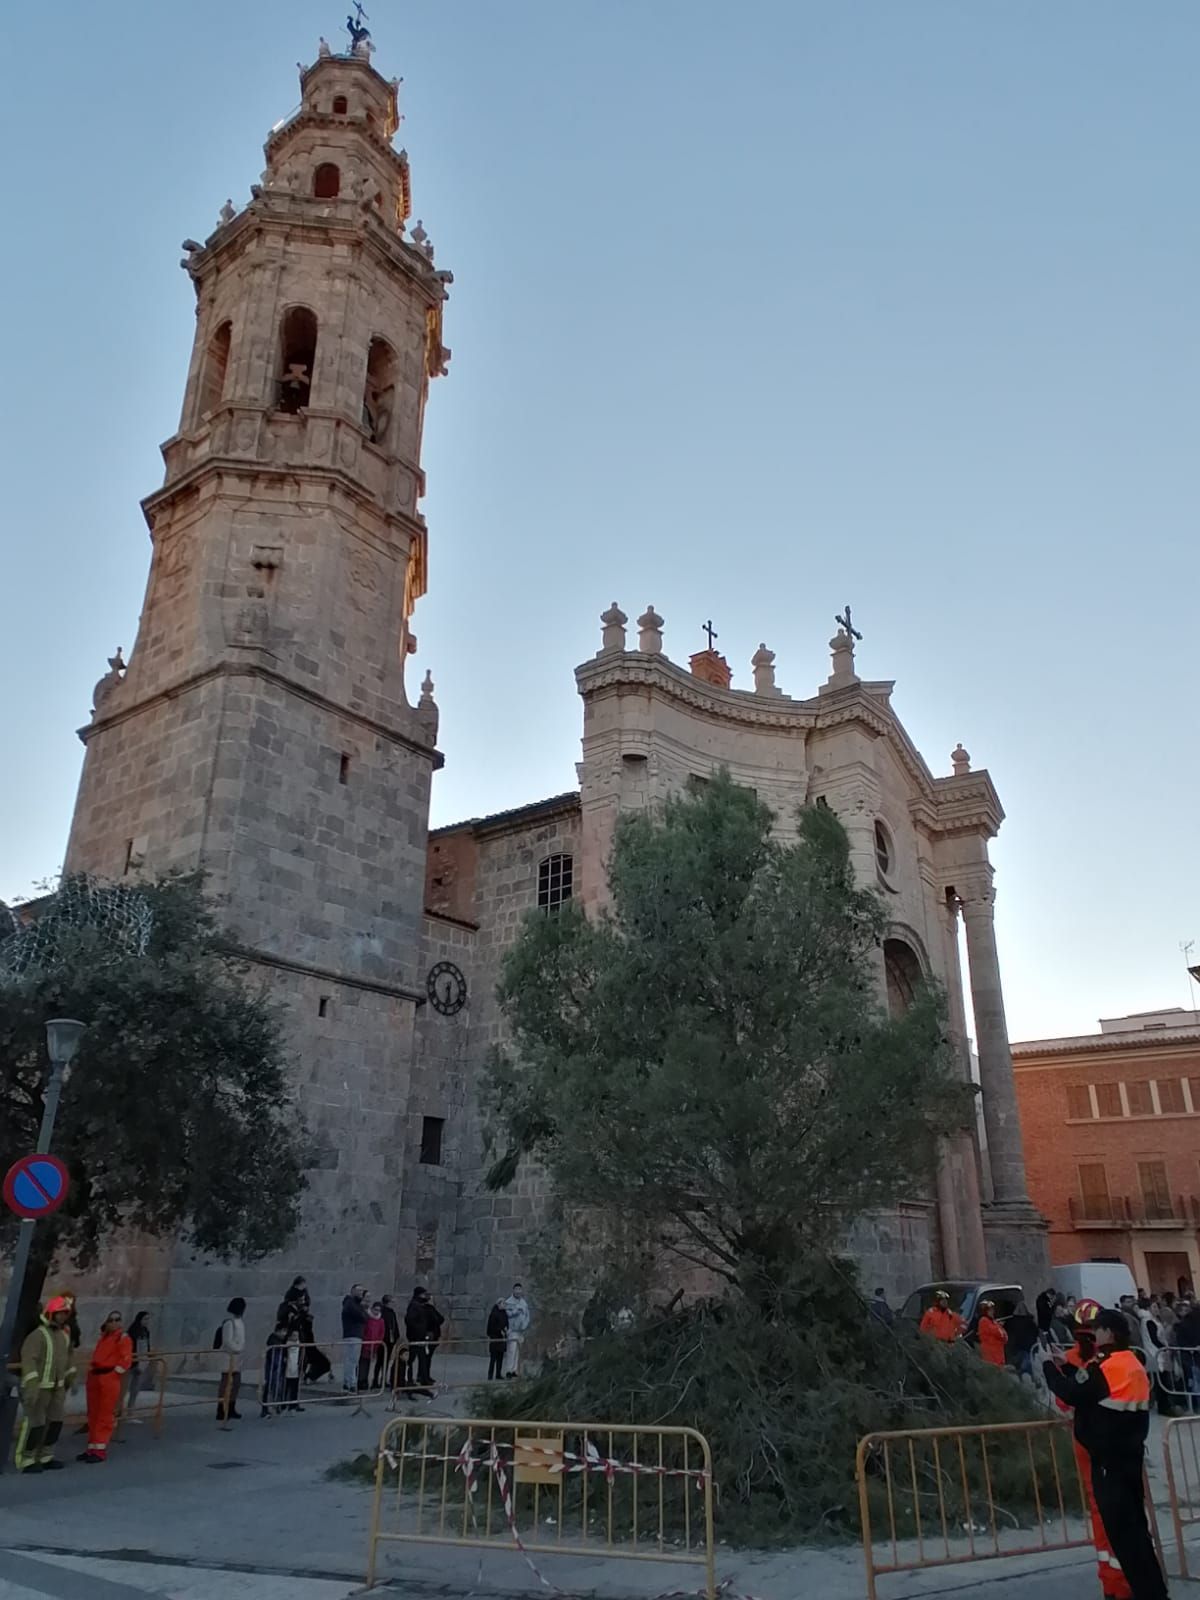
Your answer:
[426,961,467,1016]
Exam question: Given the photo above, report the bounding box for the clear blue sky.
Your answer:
[1,1,1197,1041]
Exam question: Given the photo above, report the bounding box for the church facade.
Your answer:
[61,37,1045,1345]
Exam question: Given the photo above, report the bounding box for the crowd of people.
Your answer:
[870,1281,1178,1600]
[14,1276,535,1471]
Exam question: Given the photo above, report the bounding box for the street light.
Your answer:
[0,1017,87,1473]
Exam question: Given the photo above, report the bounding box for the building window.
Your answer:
[420,1116,444,1166]
[1066,1084,1093,1120]
[332,95,348,114]
[313,162,341,199]
[1095,1082,1123,1119]
[1188,1078,1200,1114]
[1078,1163,1110,1219]
[1157,1079,1186,1116]
[276,306,318,413]
[1137,1160,1172,1221]
[874,820,893,878]
[537,853,573,912]
[318,995,330,1018]
[339,753,351,784]
[198,319,232,417]
[1127,1080,1154,1117]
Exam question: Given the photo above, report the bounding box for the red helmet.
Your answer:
[1074,1298,1103,1325]
[43,1295,72,1316]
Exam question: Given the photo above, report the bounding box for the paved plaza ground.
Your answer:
[2,1371,1200,1599]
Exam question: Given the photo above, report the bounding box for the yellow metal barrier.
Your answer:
[365,1415,715,1595]
[1162,1412,1200,1577]
[856,1419,1094,1599]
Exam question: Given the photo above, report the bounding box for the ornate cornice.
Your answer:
[576,653,962,811]
[78,659,441,767]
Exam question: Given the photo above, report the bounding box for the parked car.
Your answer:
[898,1280,1024,1328]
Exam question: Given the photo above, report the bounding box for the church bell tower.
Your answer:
[64,29,451,1336]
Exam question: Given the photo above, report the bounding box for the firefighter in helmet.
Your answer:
[14,1295,76,1473]
[1044,1304,1167,1600]
[919,1290,965,1343]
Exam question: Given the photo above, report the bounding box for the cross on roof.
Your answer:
[834,605,862,643]
[702,620,718,650]
[347,2,371,48]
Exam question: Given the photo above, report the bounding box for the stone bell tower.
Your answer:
[64,32,451,1339]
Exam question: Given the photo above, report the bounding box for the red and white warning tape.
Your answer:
[378,1435,764,1600]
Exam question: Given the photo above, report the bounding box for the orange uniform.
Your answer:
[1051,1343,1132,1600]
[919,1305,965,1342]
[977,1314,1008,1368]
[85,1329,133,1460]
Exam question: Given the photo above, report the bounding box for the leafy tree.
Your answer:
[485,774,970,1307]
[0,873,308,1347]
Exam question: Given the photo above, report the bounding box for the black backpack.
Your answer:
[212,1322,223,1350]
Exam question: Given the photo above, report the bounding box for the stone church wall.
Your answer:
[437,801,582,1328]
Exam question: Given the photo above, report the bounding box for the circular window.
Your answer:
[874,820,893,878]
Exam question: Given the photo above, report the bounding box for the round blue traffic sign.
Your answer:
[3,1154,70,1219]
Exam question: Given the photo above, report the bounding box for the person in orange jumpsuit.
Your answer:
[976,1300,1009,1367]
[1046,1300,1133,1600]
[919,1290,965,1342]
[78,1311,133,1463]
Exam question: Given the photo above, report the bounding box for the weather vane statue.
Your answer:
[346,2,371,51]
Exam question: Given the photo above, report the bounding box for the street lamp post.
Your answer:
[0,1018,86,1474]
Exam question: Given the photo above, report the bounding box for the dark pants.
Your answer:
[407,1343,433,1388]
[488,1341,505,1380]
[216,1370,241,1421]
[1092,1451,1168,1600]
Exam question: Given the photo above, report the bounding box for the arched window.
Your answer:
[537,854,573,913]
[276,306,318,413]
[362,336,396,444]
[198,320,231,417]
[332,95,348,115]
[883,937,923,1021]
[313,163,340,199]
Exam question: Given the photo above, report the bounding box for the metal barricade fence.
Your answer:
[1162,1413,1200,1576]
[366,1415,715,1595]
[856,1419,1093,1600]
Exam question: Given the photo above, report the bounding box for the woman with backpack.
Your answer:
[215,1298,246,1423]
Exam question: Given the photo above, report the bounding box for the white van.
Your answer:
[1051,1262,1137,1308]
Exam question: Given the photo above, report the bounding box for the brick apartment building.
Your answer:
[1013,1007,1200,1295]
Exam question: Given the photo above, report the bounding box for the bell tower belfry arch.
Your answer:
[64,32,451,1336]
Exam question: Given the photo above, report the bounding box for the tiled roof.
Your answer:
[430,791,580,838]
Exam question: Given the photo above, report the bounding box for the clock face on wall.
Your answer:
[426,960,467,1016]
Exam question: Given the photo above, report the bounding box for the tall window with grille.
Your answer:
[537,853,573,913]
[1157,1078,1187,1115]
[1137,1159,1173,1222]
[1127,1080,1154,1116]
[1095,1081,1123,1118]
[1066,1084,1093,1120]
[1077,1162,1111,1222]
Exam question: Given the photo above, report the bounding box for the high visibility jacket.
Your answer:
[978,1315,1008,1367]
[1043,1345,1150,1465]
[88,1329,133,1377]
[920,1305,964,1342]
[19,1317,75,1392]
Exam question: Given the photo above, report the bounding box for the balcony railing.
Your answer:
[1069,1194,1200,1228]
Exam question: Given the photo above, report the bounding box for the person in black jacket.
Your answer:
[1044,1309,1167,1600]
[486,1301,509,1380]
[380,1294,402,1388]
[340,1284,368,1393]
[404,1288,444,1392]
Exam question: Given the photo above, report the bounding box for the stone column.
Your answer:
[958,875,1030,1207]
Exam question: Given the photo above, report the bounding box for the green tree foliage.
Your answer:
[485,774,971,1306]
[0,873,308,1340]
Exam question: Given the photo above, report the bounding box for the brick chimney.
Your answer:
[689,648,732,689]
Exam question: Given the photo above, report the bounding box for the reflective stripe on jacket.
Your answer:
[19,1319,74,1391]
